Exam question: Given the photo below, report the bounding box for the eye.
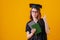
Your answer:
[31,11,38,13]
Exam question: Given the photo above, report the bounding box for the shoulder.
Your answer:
[26,20,32,25]
[26,20,33,28]
[39,18,44,22]
[38,18,45,25]
[26,20,32,32]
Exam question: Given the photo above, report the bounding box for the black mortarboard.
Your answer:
[30,4,42,10]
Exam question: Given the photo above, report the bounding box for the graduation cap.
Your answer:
[29,4,42,10]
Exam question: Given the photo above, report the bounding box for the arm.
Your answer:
[26,29,36,39]
[43,15,50,34]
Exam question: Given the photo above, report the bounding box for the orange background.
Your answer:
[0,0,60,40]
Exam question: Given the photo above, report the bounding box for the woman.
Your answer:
[25,4,50,40]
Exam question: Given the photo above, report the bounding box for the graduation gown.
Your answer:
[25,18,47,40]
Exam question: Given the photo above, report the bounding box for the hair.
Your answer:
[30,8,41,20]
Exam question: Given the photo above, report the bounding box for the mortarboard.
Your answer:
[30,4,42,9]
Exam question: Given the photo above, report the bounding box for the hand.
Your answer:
[43,15,50,34]
[43,15,46,22]
[31,28,36,34]
[27,29,36,39]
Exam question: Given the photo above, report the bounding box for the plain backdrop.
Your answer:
[0,0,60,40]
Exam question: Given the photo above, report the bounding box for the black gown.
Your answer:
[25,18,47,40]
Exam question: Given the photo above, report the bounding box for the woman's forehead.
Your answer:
[31,8,37,11]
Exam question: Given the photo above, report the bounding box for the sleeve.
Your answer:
[41,18,46,30]
[42,18,50,34]
[42,18,45,26]
[25,23,31,33]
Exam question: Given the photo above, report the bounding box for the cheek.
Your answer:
[31,13,35,17]
[31,13,34,17]
[35,13,39,17]
[36,13,38,16]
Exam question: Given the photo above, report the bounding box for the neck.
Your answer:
[33,17,38,23]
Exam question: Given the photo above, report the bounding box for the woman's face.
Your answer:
[31,8,39,18]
